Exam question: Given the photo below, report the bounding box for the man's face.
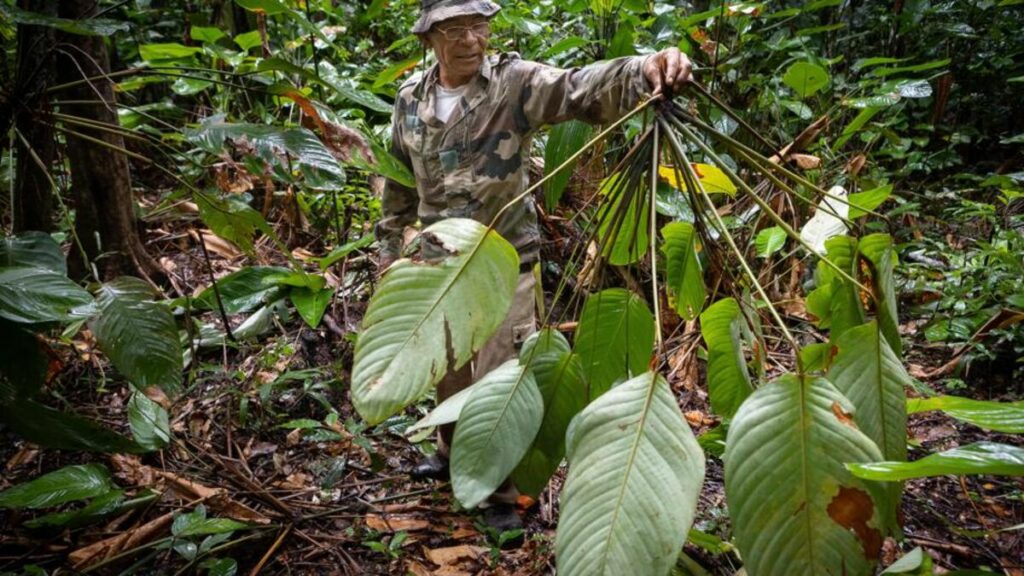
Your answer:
[426,15,490,81]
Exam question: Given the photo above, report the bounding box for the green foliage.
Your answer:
[0,465,113,510]
[451,361,543,508]
[350,218,519,424]
[700,298,753,420]
[907,396,1024,433]
[92,278,183,395]
[828,321,909,461]
[661,222,705,320]
[725,375,894,576]
[513,329,588,497]
[544,121,593,211]
[557,372,704,576]
[574,288,654,399]
[848,442,1024,481]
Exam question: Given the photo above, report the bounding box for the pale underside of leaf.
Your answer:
[725,375,891,576]
[451,360,543,509]
[557,372,704,576]
[350,219,518,425]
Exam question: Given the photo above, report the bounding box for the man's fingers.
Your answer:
[665,51,679,90]
[676,53,693,88]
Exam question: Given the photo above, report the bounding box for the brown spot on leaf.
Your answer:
[831,401,857,428]
[827,486,882,560]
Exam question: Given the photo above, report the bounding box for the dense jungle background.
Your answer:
[1,0,1023,574]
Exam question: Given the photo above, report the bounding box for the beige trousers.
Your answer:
[436,269,538,505]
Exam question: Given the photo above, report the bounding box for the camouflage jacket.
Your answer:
[376,52,651,264]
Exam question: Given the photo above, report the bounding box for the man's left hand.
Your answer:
[643,47,693,96]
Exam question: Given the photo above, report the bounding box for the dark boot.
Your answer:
[481,503,524,549]
[409,454,449,481]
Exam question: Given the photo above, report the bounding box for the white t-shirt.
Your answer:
[435,84,467,123]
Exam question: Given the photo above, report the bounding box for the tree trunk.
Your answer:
[12,0,58,233]
[56,0,162,283]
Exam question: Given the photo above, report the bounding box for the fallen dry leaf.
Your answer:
[5,445,40,471]
[423,545,488,567]
[143,386,171,410]
[405,560,433,576]
[365,514,431,532]
[70,511,174,570]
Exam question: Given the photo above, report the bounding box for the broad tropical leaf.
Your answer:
[128,392,171,450]
[351,218,519,424]
[755,226,787,258]
[0,232,66,274]
[91,278,183,395]
[907,396,1024,433]
[848,185,893,219]
[0,400,142,453]
[595,172,649,265]
[451,360,543,508]
[661,222,705,321]
[725,374,893,576]
[828,321,908,461]
[0,266,95,324]
[0,464,113,509]
[783,61,830,98]
[574,288,654,400]
[807,236,864,339]
[405,383,479,434]
[859,234,902,357]
[195,193,272,254]
[290,286,333,328]
[544,120,593,211]
[193,266,290,314]
[700,298,753,420]
[0,3,129,36]
[513,329,588,497]
[557,372,704,576]
[659,164,737,196]
[848,442,1024,481]
[187,116,346,190]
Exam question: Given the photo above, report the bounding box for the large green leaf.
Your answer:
[91,278,183,395]
[0,266,95,324]
[595,172,649,266]
[859,234,901,357]
[544,121,593,211]
[451,360,543,508]
[351,218,519,425]
[0,3,129,36]
[193,266,290,314]
[725,375,893,576]
[848,442,1024,481]
[0,464,113,509]
[783,61,830,98]
[128,392,171,450]
[405,382,479,434]
[574,288,654,400]
[0,400,142,453]
[1,232,65,274]
[700,298,753,420]
[807,236,864,339]
[195,193,272,255]
[556,372,704,576]
[755,226,787,258]
[907,396,1024,433]
[848,185,893,219]
[828,321,908,461]
[187,117,346,190]
[290,286,333,328]
[661,222,705,321]
[513,329,588,497]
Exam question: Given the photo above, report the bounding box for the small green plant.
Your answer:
[362,530,407,559]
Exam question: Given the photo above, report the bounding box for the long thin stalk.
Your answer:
[659,117,803,372]
[649,121,664,357]
[668,115,871,295]
[490,95,660,228]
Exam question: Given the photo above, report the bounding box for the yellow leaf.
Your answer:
[658,164,737,196]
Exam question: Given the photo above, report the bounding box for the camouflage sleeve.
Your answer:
[374,103,418,260]
[512,55,652,131]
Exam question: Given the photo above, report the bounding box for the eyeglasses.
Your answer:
[435,21,490,41]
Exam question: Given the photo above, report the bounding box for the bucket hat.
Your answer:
[412,0,501,35]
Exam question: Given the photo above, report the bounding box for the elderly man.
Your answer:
[375,0,692,536]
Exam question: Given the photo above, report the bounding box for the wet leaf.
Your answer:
[848,442,1024,481]
[0,464,113,509]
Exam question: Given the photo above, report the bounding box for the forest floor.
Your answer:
[1,198,1023,576]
